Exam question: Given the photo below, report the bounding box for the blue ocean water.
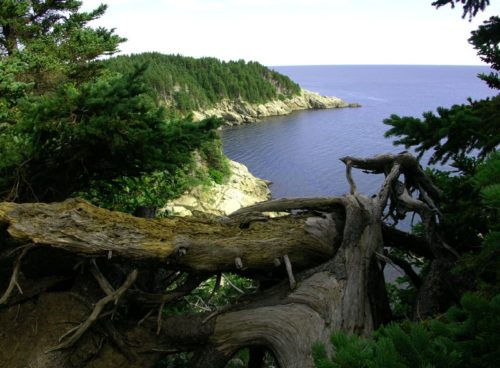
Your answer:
[221,65,496,198]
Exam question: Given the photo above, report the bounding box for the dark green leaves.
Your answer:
[104,53,301,112]
[469,16,500,89]
[431,0,490,19]
[313,293,500,368]
[384,96,500,165]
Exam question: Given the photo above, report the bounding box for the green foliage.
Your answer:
[78,169,188,214]
[386,250,429,320]
[455,152,500,296]
[0,1,124,91]
[78,137,230,214]
[426,166,486,252]
[313,293,500,368]
[432,0,490,19]
[384,1,499,315]
[199,138,231,184]
[182,273,257,312]
[104,53,301,112]
[0,2,225,207]
[384,96,500,165]
[469,16,500,89]
[0,63,223,202]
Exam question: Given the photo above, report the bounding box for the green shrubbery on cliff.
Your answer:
[0,1,226,212]
[104,52,301,112]
[0,2,299,212]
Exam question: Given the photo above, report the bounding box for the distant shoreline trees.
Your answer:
[104,53,301,113]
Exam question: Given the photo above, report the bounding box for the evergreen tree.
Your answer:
[315,3,500,366]
[0,1,222,205]
[104,52,301,112]
[384,0,499,270]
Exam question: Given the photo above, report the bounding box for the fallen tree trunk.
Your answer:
[0,198,343,273]
[0,153,448,368]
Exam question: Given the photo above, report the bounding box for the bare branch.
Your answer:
[382,252,422,288]
[341,152,442,200]
[376,162,401,216]
[344,159,357,195]
[206,273,222,303]
[381,225,433,259]
[222,274,245,294]
[90,259,115,296]
[0,245,34,304]
[47,269,138,352]
[283,255,297,290]
[230,197,346,216]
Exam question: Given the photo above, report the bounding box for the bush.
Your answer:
[313,293,500,368]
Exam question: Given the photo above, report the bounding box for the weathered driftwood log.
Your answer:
[0,198,342,273]
[0,153,447,368]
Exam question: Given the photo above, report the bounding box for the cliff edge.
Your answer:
[192,88,358,125]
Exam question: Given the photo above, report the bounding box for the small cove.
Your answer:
[221,65,496,198]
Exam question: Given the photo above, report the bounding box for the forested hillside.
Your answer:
[0,2,226,214]
[104,53,301,112]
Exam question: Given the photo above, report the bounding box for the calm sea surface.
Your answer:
[221,65,496,198]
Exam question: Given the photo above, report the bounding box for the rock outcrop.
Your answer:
[192,88,359,125]
[161,160,271,217]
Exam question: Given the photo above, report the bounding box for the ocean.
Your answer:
[221,65,496,199]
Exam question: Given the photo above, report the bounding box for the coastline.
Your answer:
[161,160,271,217]
[166,88,359,216]
[191,88,359,125]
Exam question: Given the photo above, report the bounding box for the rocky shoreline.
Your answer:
[161,160,271,217]
[192,88,359,125]
[165,89,359,217]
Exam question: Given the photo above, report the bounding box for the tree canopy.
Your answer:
[0,1,223,206]
[104,53,301,112]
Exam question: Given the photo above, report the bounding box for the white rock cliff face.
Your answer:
[191,88,357,125]
[161,160,271,217]
[164,89,358,217]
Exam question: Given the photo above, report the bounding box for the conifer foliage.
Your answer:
[0,1,222,204]
[313,293,500,368]
[105,53,301,112]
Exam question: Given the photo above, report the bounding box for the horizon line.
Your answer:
[269,63,488,67]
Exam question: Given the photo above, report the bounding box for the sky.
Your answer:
[81,0,500,66]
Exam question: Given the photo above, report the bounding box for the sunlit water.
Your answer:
[221,65,495,198]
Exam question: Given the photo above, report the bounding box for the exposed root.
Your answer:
[0,244,34,305]
[156,301,166,335]
[47,269,138,352]
[90,259,114,296]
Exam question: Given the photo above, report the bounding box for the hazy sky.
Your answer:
[81,0,499,66]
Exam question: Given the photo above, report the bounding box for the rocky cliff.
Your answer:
[161,160,271,217]
[192,88,358,125]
